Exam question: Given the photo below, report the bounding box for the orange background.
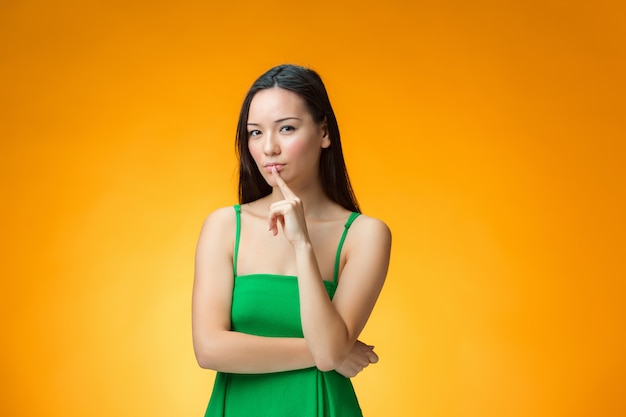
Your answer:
[2,1,625,416]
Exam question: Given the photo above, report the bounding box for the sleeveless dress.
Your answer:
[204,204,363,417]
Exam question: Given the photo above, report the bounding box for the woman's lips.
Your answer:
[264,163,285,173]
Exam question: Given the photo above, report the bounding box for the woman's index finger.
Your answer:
[271,167,296,199]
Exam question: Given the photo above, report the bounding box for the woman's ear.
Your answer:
[321,120,331,149]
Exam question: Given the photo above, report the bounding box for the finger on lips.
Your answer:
[271,166,297,200]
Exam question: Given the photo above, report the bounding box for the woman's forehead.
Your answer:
[248,88,309,122]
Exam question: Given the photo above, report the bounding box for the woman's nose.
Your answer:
[263,132,280,155]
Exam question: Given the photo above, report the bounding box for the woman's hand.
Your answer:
[268,167,310,246]
[334,340,379,378]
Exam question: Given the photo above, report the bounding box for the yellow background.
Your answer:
[2,1,625,416]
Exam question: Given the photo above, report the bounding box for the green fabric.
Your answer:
[233,205,241,277]
[333,212,360,284]
[204,206,363,417]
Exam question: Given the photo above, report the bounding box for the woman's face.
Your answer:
[247,87,330,189]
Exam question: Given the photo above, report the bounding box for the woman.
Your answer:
[192,64,392,416]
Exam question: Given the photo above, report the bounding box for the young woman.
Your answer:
[192,64,392,416]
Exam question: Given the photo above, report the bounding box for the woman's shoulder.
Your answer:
[205,204,239,221]
[350,213,392,245]
[354,212,390,233]
[199,205,238,236]
[342,212,391,277]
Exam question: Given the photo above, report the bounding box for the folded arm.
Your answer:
[191,207,380,376]
[192,207,317,373]
[294,216,391,371]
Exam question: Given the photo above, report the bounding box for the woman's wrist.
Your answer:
[292,239,313,252]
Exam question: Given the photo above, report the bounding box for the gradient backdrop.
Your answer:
[2,1,625,416]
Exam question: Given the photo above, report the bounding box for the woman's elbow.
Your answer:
[193,339,220,370]
[313,350,346,372]
[195,352,215,370]
[311,337,353,371]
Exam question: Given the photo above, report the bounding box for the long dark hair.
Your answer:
[236,64,360,213]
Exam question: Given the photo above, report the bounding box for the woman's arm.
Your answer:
[192,207,316,373]
[294,217,391,371]
[268,170,392,372]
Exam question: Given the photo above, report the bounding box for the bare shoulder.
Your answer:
[203,205,237,225]
[338,213,391,290]
[351,214,392,244]
[198,205,238,243]
[344,213,392,261]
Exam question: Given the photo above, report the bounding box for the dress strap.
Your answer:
[233,204,242,276]
[332,212,360,284]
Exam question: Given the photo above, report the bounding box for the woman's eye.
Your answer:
[248,130,261,137]
[280,125,295,133]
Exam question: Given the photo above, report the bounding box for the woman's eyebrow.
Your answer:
[247,117,302,126]
[274,117,302,123]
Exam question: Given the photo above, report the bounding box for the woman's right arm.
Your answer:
[192,207,315,374]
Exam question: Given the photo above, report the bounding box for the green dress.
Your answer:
[204,205,363,417]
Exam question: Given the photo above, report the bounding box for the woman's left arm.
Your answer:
[267,168,391,371]
[294,216,391,371]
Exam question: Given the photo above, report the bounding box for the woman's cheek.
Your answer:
[248,143,263,166]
